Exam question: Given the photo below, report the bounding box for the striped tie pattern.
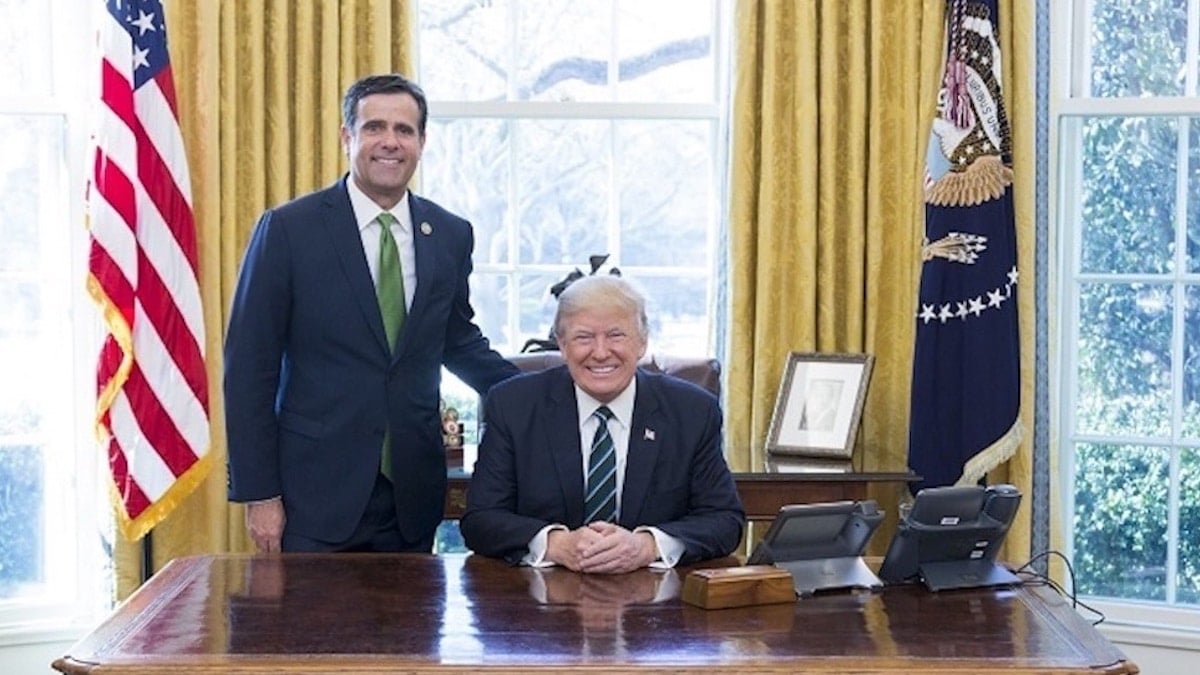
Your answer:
[584,406,617,523]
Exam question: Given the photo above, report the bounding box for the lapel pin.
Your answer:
[643,428,656,441]
[420,222,433,236]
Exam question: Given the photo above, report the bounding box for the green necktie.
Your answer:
[376,212,405,480]
[376,212,406,351]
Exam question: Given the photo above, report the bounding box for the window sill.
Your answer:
[0,617,93,649]
[1086,598,1200,652]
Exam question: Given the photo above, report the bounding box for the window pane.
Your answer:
[640,274,710,357]
[1186,119,1200,273]
[1090,0,1187,97]
[516,0,611,102]
[618,120,711,267]
[0,445,44,599]
[0,0,53,97]
[468,272,512,353]
[1186,286,1200,440]
[517,272,564,348]
[1182,447,1200,604]
[417,0,716,104]
[515,120,610,264]
[0,113,63,604]
[1073,443,1168,601]
[1080,116,1176,274]
[615,0,714,103]
[1076,282,1173,437]
[423,119,512,266]
[417,1,509,100]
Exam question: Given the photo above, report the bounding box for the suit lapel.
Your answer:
[620,372,661,527]
[323,179,390,356]
[402,195,438,351]
[544,369,586,527]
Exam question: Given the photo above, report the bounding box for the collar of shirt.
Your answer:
[573,378,637,433]
[346,180,417,307]
[346,179,412,236]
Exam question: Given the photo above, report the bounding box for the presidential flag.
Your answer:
[908,0,1021,491]
[87,0,211,540]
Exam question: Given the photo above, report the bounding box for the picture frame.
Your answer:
[765,352,875,460]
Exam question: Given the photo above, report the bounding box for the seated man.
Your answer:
[461,276,745,573]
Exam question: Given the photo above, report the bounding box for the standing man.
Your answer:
[225,74,518,554]
[461,276,744,572]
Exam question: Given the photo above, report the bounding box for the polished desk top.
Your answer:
[55,553,1136,674]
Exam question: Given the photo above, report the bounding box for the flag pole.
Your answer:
[142,531,154,584]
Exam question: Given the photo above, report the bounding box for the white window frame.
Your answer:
[1051,0,1200,639]
[0,0,109,645]
[413,0,731,362]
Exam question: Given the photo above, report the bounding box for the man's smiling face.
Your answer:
[341,92,425,209]
[557,304,647,403]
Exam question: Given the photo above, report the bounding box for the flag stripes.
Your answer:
[88,0,210,540]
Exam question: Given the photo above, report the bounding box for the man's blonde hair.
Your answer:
[553,275,649,341]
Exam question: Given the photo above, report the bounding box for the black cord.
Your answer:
[1014,550,1106,626]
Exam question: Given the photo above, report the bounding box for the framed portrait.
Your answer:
[765,352,875,460]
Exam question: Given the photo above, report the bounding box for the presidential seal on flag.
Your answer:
[908,0,1022,492]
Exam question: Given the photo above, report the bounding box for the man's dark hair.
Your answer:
[341,74,428,135]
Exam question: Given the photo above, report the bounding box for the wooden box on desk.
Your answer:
[681,565,795,609]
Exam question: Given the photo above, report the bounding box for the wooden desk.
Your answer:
[54,554,1136,674]
[446,471,917,521]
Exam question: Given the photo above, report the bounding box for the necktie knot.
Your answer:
[593,406,614,424]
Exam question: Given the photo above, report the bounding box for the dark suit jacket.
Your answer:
[461,367,745,564]
[224,177,517,544]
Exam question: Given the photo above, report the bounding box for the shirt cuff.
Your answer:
[635,525,684,568]
[522,524,568,567]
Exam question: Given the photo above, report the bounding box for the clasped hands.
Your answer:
[546,521,657,574]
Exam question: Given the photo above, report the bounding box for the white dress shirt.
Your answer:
[347,180,416,311]
[523,379,685,568]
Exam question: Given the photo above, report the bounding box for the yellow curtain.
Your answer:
[727,0,1035,558]
[113,0,414,600]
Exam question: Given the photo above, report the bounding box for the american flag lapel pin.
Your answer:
[643,428,656,441]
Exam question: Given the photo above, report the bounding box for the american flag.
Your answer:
[87,0,210,541]
[907,0,1022,492]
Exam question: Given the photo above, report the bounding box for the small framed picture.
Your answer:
[765,352,874,459]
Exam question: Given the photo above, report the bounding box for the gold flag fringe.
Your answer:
[956,418,1023,488]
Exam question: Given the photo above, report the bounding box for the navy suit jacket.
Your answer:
[224,177,518,544]
[461,366,745,564]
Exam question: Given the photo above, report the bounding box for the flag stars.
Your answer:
[132,10,157,35]
[987,288,1005,308]
[969,297,985,316]
[938,304,955,323]
[1007,266,1019,286]
[955,301,969,319]
[918,304,938,323]
[133,45,150,69]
